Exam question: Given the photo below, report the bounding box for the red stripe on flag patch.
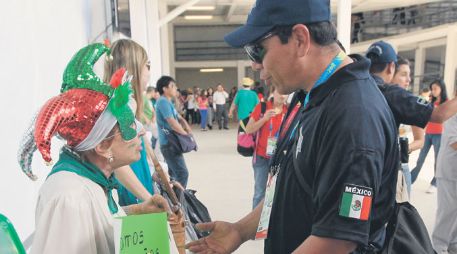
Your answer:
[360,196,372,221]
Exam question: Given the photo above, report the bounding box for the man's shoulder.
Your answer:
[333,76,380,103]
[325,77,394,124]
[156,97,171,107]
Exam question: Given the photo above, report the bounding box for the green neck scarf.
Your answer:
[48,147,120,214]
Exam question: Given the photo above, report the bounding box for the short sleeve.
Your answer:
[156,99,174,120]
[383,86,433,128]
[234,93,239,105]
[309,103,387,245]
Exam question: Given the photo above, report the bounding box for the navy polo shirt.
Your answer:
[265,55,399,253]
[372,74,433,129]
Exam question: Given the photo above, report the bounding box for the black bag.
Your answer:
[163,187,211,240]
[292,165,436,254]
[380,202,436,254]
[179,189,212,239]
[164,129,197,154]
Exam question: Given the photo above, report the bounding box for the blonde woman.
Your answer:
[104,39,156,205]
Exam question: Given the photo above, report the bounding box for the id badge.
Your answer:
[266,137,278,156]
[255,172,278,240]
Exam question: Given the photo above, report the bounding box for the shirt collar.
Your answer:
[305,54,372,110]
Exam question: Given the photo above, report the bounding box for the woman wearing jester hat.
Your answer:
[18,43,171,253]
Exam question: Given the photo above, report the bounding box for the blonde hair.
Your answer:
[104,39,148,121]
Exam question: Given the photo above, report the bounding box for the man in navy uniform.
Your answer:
[187,0,399,253]
[367,40,457,130]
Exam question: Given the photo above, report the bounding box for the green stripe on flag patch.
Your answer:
[339,192,353,217]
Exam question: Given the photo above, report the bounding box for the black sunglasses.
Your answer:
[244,32,276,64]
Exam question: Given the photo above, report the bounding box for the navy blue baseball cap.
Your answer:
[366,41,397,64]
[224,0,331,48]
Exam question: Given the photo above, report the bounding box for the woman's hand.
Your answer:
[262,109,277,121]
[125,194,171,215]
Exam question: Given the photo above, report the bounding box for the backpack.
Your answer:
[237,102,266,157]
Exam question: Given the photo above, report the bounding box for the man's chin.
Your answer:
[275,85,298,96]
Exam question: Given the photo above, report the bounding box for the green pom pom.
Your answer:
[108,81,137,141]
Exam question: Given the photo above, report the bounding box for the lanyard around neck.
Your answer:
[303,51,347,107]
[288,51,347,141]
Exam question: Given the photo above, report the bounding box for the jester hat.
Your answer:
[18,43,137,180]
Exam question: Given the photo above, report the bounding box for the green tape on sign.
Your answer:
[114,212,170,254]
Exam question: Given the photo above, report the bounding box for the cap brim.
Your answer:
[224,24,274,48]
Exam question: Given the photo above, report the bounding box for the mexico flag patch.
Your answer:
[339,184,373,221]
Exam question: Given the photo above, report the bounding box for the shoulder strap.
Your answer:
[260,102,267,115]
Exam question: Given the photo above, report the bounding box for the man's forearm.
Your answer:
[234,199,264,242]
[430,97,457,123]
[178,116,192,133]
[292,235,357,254]
[167,118,188,135]
[229,103,236,116]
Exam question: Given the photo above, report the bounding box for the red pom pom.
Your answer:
[110,68,126,88]
[104,39,111,48]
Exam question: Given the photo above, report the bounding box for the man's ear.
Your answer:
[388,62,396,75]
[292,24,311,58]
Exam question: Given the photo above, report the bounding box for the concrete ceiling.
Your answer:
[166,0,445,25]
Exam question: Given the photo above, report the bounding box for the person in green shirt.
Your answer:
[229,77,259,121]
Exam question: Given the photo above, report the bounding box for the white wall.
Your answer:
[0,0,109,242]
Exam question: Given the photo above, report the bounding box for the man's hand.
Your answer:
[186,221,243,254]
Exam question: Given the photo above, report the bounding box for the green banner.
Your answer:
[114,212,170,254]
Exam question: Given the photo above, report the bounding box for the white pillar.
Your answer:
[169,23,176,78]
[337,0,352,54]
[444,27,457,96]
[130,0,163,86]
[159,0,171,76]
[145,0,162,84]
[129,0,149,49]
[237,61,245,88]
[414,46,426,95]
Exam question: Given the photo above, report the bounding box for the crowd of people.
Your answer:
[15,0,457,253]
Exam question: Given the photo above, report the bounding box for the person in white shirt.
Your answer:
[433,112,457,253]
[213,83,230,129]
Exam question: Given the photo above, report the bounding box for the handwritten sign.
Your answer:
[114,212,170,254]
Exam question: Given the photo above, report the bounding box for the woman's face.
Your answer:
[140,60,151,90]
[431,83,442,98]
[392,64,411,89]
[109,122,145,167]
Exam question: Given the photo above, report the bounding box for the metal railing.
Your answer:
[351,1,457,43]
[173,1,457,61]
[175,40,247,61]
